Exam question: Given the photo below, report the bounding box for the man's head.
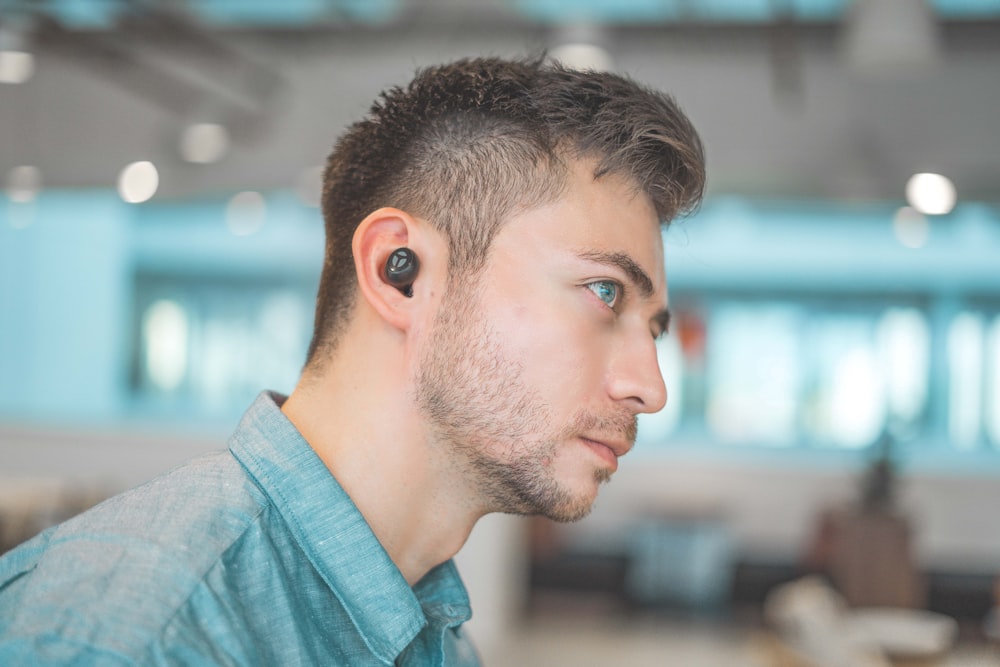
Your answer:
[414,157,677,521]
[301,56,705,522]
[306,56,705,365]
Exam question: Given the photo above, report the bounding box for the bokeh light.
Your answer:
[5,165,42,203]
[179,123,230,164]
[0,50,34,84]
[226,190,267,236]
[117,161,160,204]
[892,206,929,249]
[905,172,956,215]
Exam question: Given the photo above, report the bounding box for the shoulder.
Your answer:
[0,636,134,666]
[0,450,270,662]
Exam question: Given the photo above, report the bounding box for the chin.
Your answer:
[541,477,604,523]
[542,501,595,524]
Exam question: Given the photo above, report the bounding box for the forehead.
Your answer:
[494,159,667,294]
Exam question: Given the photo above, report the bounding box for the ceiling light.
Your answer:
[905,172,956,215]
[0,24,35,85]
[179,122,230,164]
[118,161,160,203]
[6,165,42,203]
[842,0,940,76]
[549,22,613,72]
[549,43,613,72]
[0,49,34,84]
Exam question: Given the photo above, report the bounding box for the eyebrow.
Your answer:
[578,250,672,336]
[578,251,655,298]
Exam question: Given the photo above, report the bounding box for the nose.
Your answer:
[606,335,667,414]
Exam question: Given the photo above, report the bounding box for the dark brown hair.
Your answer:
[308,56,705,365]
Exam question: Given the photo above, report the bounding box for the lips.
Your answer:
[581,437,629,471]
[583,435,632,458]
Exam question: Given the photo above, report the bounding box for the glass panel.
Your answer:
[810,317,885,449]
[877,308,930,426]
[141,299,190,393]
[985,315,1000,448]
[698,300,929,449]
[947,312,984,449]
[133,277,312,417]
[706,305,802,446]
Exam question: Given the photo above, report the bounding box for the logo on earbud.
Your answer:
[384,247,419,297]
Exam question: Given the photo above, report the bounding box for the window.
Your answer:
[706,304,802,446]
[638,296,933,450]
[948,312,984,448]
[133,274,313,417]
[948,307,1000,450]
[986,315,1000,447]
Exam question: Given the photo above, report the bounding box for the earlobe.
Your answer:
[352,208,423,332]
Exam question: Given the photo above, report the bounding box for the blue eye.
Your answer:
[587,280,620,308]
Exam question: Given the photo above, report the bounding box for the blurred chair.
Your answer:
[805,506,924,609]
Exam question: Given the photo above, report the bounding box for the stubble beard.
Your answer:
[414,283,635,523]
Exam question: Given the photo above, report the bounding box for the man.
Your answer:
[0,56,705,665]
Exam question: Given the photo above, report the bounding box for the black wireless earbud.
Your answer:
[384,247,419,297]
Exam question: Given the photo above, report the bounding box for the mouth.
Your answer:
[583,433,632,458]
[581,437,624,472]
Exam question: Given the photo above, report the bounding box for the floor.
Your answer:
[485,614,766,667]
[480,604,1000,667]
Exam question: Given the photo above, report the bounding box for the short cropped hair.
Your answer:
[307,56,705,365]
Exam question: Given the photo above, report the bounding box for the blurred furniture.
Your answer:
[985,576,1000,644]
[625,508,733,610]
[806,507,925,609]
[0,478,111,554]
[764,576,957,667]
[527,517,630,610]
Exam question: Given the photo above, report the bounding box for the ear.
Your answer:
[352,207,430,332]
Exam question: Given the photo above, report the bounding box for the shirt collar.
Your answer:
[228,391,471,662]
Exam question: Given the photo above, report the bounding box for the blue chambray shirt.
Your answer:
[0,392,481,666]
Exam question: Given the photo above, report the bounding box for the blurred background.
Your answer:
[2,0,1000,664]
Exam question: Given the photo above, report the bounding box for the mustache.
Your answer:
[568,410,638,444]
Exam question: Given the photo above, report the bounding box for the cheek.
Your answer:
[520,319,604,409]
[488,287,608,407]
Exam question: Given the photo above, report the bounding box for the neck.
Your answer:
[280,325,484,585]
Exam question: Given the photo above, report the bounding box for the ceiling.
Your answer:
[2,0,1000,204]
